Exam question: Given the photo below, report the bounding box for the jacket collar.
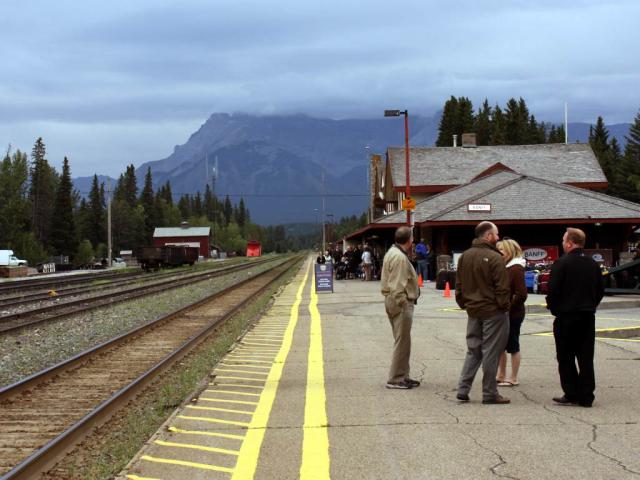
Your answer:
[393,243,410,257]
[471,238,501,254]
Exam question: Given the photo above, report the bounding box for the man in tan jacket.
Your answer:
[381,226,421,389]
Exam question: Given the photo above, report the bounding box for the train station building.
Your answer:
[346,140,640,266]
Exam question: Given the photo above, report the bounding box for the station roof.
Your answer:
[153,227,211,238]
[387,143,607,190]
[374,170,640,226]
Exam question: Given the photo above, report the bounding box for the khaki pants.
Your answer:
[386,299,414,383]
[363,263,372,281]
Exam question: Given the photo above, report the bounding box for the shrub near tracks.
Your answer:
[0,255,302,480]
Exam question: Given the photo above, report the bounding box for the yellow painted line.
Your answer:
[595,325,640,332]
[245,334,285,338]
[232,261,310,480]
[204,389,261,397]
[155,439,239,456]
[169,426,244,440]
[600,338,640,342]
[224,358,273,364]
[241,341,282,346]
[235,347,280,352]
[220,363,271,370]
[300,266,330,479]
[212,383,263,389]
[140,455,234,473]
[216,369,268,376]
[199,397,259,406]
[177,415,250,427]
[216,376,266,382]
[186,405,254,415]
[126,475,161,480]
[533,325,640,338]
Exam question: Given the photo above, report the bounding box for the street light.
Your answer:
[384,109,411,226]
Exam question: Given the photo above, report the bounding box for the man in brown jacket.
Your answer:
[455,221,511,404]
[381,226,421,389]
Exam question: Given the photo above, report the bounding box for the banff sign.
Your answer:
[523,246,559,264]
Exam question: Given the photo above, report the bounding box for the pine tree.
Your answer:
[178,194,191,219]
[223,195,232,226]
[589,116,612,180]
[474,100,492,146]
[29,137,57,247]
[618,111,640,202]
[489,106,506,145]
[50,157,78,256]
[204,184,215,221]
[504,98,529,145]
[235,198,246,228]
[0,149,30,248]
[87,175,105,247]
[193,192,203,218]
[140,167,157,241]
[436,96,459,146]
[456,97,475,139]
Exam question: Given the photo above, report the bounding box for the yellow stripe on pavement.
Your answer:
[140,455,234,473]
[168,426,245,440]
[198,397,259,405]
[155,439,239,456]
[231,261,310,480]
[300,268,331,479]
[176,415,249,427]
[204,389,261,396]
[186,405,254,415]
[126,475,161,480]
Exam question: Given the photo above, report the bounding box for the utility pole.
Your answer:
[107,178,112,267]
[321,172,326,251]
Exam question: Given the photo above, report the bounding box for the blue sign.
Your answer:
[315,263,334,293]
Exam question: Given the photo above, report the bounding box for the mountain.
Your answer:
[73,174,117,196]
[73,114,630,225]
[135,113,439,224]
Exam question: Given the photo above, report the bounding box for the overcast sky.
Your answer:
[1,0,639,177]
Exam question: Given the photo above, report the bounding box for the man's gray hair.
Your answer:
[395,226,413,244]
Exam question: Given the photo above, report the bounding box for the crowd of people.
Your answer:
[316,245,379,281]
[380,222,605,407]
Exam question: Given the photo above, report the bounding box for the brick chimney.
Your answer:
[462,133,477,148]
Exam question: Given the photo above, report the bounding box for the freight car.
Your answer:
[246,240,262,257]
[135,245,199,270]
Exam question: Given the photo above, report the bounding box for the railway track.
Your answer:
[0,255,301,479]
[0,257,276,333]
[0,270,134,295]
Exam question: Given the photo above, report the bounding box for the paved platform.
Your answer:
[120,259,640,479]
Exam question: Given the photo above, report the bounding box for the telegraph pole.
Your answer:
[107,178,112,267]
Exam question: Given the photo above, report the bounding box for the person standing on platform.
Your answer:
[415,238,429,281]
[455,221,511,404]
[362,246,373,281]
[495,238,528,387]
[381,226,421,389]
[547,228,604,408]
[316,252,325,264]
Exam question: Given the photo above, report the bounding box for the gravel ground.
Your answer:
[0,256,288,387]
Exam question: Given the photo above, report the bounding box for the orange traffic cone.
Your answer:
[418,274,424,287]
[443,281,451,298]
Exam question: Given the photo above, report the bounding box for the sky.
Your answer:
[1,0,639,177]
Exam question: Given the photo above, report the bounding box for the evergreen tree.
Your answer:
[87,175,106,247]
[29,137,57,248]
[235,198,247,228]
[193,191,203,218]
[504,98,529,145]
[618,110,640,202]
[223,195,232,226]
[456,97,475,139]
[474,100,492,146]
[50,157,78,256]
[436,96,459,146]
[140,167,157,241]
[177,194,191,219]
[489,106,506,145]
[0,149,30,249]
[589,116,612,180]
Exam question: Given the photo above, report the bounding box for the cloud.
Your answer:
[0,0,639,176]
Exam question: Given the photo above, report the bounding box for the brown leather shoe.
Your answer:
[482,394,510,405]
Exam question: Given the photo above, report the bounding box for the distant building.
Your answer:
[153,223,211,258]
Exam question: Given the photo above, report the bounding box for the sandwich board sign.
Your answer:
[315,263,334,293]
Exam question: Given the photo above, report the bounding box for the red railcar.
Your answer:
[246,240,262,257]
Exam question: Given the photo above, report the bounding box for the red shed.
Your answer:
[153,224,211,258]
[246,240,262,257]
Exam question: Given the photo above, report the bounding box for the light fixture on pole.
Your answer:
[384,109,411,226]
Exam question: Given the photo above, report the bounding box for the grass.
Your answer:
[48,258,301,480]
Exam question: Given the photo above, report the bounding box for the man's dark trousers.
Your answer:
[553,312,596,405]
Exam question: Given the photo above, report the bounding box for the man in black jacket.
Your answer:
[546,227,604,407]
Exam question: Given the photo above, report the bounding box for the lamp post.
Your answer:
[384,109,411,226]
[313,208,320,249]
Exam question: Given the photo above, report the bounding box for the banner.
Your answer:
[522,246,559,265]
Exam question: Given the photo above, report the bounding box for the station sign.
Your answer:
[467,203,491,212]
[315,263,334,293]
[402,197,416,210]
